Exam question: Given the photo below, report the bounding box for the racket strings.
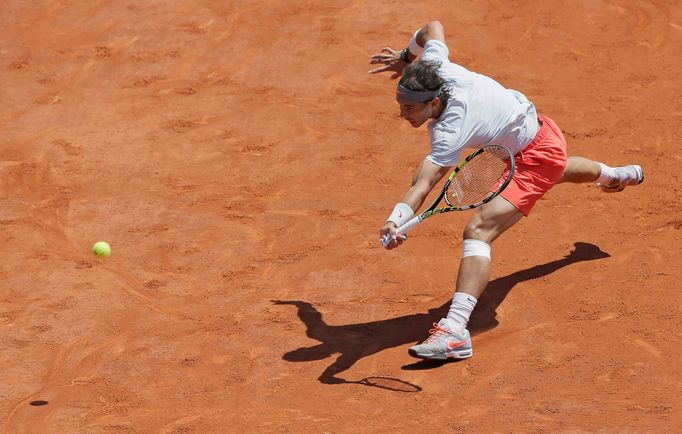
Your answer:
[446,149,511,207]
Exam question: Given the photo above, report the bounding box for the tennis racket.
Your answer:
[380,144,515,247]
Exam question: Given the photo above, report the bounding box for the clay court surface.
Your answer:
[2,0,682,432]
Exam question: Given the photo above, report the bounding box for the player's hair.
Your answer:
[399,60,451,103]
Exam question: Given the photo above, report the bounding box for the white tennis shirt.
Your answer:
[422,40,539,167]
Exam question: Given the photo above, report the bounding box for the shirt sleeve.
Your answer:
[422,40,465,167]
[426,101,466,167]
[420,39,450,63]
[426,135,462,167]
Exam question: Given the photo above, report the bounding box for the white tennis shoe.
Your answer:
[408,318,473,360]
[598,165,644,193]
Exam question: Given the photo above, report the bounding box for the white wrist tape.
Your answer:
[407,29,424,56]
[462,239,491,260]
[386,203,414,227]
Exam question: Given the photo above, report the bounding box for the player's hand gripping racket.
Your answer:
[380,144,515,247]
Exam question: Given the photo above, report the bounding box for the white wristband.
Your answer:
[386,203,414,227]
[407,29,423,56]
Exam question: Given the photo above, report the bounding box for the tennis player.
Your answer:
[370,21,644,360]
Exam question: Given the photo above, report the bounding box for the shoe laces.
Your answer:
[424,322,450,343]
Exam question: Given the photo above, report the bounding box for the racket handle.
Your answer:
[380,215,423,247]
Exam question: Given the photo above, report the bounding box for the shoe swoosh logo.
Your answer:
[447,339,469,349]
[398,210,403,218]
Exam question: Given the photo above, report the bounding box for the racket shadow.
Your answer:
[273,242,609,386]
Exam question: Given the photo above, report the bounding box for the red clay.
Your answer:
[2,1,681,432]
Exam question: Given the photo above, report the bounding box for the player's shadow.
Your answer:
[273,242,609,388]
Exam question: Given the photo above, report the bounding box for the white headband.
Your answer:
[396,84,441,103]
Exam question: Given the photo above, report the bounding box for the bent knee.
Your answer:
[462,200,522,242]
[463,220,493,243]
[463,215,508,243]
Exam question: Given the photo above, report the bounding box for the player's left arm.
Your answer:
[369,21,446,77]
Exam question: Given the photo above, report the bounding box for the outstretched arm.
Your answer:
[402,158,449,210]
[368,21,446,77]
[380,158,450,249]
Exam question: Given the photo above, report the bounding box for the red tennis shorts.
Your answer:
[500,114,567,216]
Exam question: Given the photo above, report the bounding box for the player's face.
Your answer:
[397,98,439,127]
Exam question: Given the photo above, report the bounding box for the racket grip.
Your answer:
[380,215,422,247]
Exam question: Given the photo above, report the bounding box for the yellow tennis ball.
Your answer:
[92,241,111,257]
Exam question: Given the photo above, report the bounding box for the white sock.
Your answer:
[446,292,477,329]
[596,162,617,184]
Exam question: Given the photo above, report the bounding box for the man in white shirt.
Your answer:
[370,21,643,360]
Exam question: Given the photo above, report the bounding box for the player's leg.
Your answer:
[558,156,600,183]
[559,156,643,192]
[454,196,522,299]
[408,196,522,360]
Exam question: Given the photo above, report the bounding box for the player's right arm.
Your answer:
[369,21,446,76]
[380,158,450,249]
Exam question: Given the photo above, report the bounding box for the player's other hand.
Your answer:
[380,222,407,250]
[369,47,407,79]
